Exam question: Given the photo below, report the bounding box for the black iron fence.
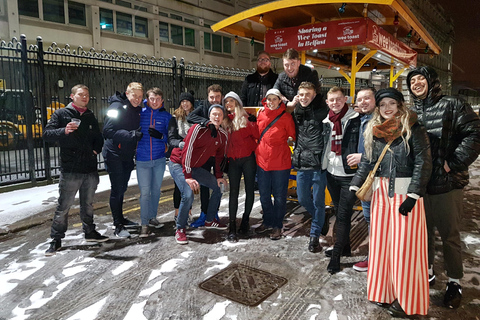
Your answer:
[0,35,251,187]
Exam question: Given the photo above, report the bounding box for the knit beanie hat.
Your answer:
[265,88,283,99]
[375,88,404,106]
[208,104,226,116]
[223,91,243,107]
[179,92,194,106]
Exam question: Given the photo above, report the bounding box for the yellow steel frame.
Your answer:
[338,49,377,102]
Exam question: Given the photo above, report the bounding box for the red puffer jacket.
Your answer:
[255,102,295,171]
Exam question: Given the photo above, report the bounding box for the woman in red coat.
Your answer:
[255,88,296,240]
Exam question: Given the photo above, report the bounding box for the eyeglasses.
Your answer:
[257,58,270,63]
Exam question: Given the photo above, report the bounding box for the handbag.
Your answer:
[356,140,393,201]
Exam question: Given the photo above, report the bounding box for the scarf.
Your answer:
[329,104,348,155]
[373,112,418,142]
[177,118,192,138]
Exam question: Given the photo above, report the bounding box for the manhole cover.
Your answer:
[199,263,288,306]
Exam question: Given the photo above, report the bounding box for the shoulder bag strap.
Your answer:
[370,140,393,175]
[258,110,286,143]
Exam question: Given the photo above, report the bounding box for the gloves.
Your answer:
[247,113,257,122]
[345,189,357,205]
[132,127,143,141]
[399,197,417,216]
[208,123,218,138]
[148,127,163,139]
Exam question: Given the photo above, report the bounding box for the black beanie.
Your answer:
[375,88,404,106]
[179,92,194,106]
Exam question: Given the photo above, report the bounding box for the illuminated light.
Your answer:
[313,49,318,53]
[339,3,347,13]
[407,29,413,38]
[235,35,239,44]
[306,60,311,64]
[376,53,381,58]
[259,14,263,23]
[372,66,377,72]
[393,14,399,26]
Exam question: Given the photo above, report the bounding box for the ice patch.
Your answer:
[463,235,480,246]
[148,269,162,282]
[307,304,322,311]
[65,296,108,320]
[124,299,148,320]
[333,294,343,301]
[180,251,193,259]
[0,254,8,260]
[4,243,26,253]
[160,258,183,273]
[309,314,318,320]
[112,261,136,276]
[221,240,247,247]
[43,276,56,286]
[63,257,96,277]
[63,265,87,277]
[0,259,46,296]
[203,300,231,320]
[205,256,230,274]
[329,309,338,320]
[139,278,166,297]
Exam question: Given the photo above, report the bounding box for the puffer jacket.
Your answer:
[227,115,259,160]
[292,94,328,170]
[273,64,320,102]
[136,101,172,161]
[407,66,480,194]
[255,101,296,171]
[240,70,278,107]
[43,103,103,174]
[350,122,432,197]
[102,91,141,161]
[321,107,360,175]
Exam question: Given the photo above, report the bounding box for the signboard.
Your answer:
[265,18,417,67]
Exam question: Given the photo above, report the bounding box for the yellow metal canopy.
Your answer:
[212,0,440,55]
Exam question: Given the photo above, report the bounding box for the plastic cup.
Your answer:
[71,118,81,126]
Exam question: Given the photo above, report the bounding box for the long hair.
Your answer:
[363,101,413,161]
[225,100,248,133]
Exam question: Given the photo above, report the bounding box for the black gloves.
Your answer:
[399,197,417,216]
[208,123,218,138]
[148,127,163,139]
[345,189,357,205]
[132,127,143,141]
[247,113,257,122]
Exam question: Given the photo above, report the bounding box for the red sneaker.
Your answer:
[204,219,227,230]
[353,258,368,272]
[175,228,188,244]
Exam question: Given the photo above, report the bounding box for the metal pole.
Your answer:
[21,35,37,185]
[172,56,177,109]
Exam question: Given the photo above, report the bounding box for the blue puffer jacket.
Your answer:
[136,100,172,161]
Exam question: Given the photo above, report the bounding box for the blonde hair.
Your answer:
[174,101,193,121]
[224,99,248,133]
[363,101,413,161]
[127,82,144,92]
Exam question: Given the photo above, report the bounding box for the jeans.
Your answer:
[168,161,194,229]
[105,158,135,226]
[326,172,356,254]
[191,167,223,222]
[228,153,256,224]
[136,158,166,225]
[50,171,99,239]
[257,167,290,229]
[361,200,371,225]
[296,169,327,237]
[200,156,215,213]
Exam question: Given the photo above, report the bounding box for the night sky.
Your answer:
[434,0,480,91]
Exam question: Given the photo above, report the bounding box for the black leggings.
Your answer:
[227,152,257,223]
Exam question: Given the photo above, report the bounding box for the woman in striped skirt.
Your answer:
[350,88,432,317]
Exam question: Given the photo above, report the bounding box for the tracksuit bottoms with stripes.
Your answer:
[367,177,429,316]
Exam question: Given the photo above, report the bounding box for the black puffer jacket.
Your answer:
[292,94,328,170]
[102,92,141,161]
[321,107,360,175]
[240,70,278,107]
[273,65,320,102]
[350,123,432,197]
[43,103,103,173]
[407,66,480,194]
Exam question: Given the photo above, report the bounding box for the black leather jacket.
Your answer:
[321,107,360,175]
[350,123,432,197]
[240,70,278,107]
[407,66,480,194]
[292,94,328,170]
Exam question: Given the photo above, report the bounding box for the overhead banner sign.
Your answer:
[265,18,417,67]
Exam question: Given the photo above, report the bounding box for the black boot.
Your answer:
[325,244,351,257]
[327,253,341,274]
[308,236,321,253]
[227,220,238,242]
[238,218,250,236]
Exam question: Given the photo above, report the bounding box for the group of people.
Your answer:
[42,47,480,317]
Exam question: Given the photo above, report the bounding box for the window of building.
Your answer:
[116,12,132,36]
[100,8,114,31]
[171,24,183,45]
[135,17,148,38]
[159,14,196,48]
[205,33,231,54]
[99,8,148,38]
[159,22,169,42]
[18,0,39,18]
[68,1,86,26]
[43,0,65,24]
[18,0,86,26]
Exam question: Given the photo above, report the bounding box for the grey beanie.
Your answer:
[208,104,226,116]
[179,92,194,106]
[223,91,243,107]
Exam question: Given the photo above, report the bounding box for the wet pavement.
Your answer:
[0,159,480,320]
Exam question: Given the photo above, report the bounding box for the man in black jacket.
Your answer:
[43,84,107,256]
[240,51,278,107]
[408,66,480,309]
[292,82,328,253]
[274,48,321,112]
[103,82,144,238]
